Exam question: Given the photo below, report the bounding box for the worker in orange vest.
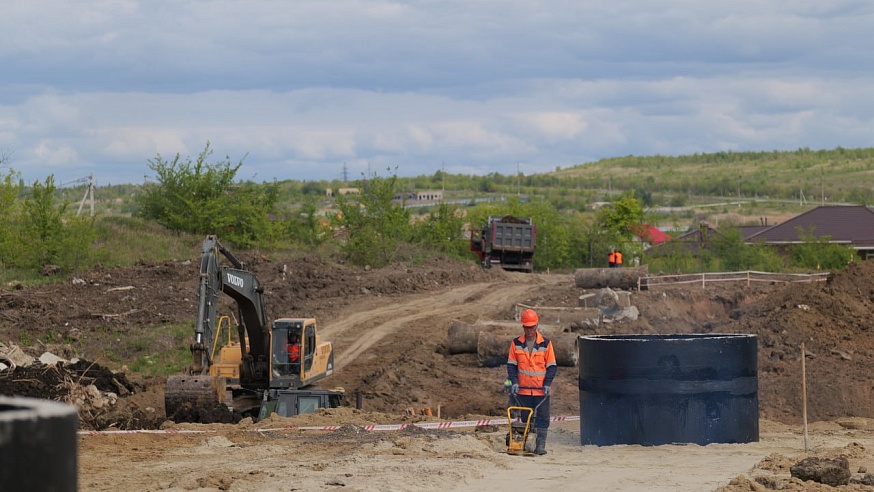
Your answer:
[608,249,616,268]
[287,334,301,373]
[507,309,557,455]
[615,250,623,268]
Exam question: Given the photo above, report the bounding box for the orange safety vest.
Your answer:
[615,251,623,265]
[608,252,616,264]
[287,344,300,362]
[507,332,556,396]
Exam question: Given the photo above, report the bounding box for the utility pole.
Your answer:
[442,161,445,191]
[820,171,824,204]
[77,174,95,217]
[517,163,521,196]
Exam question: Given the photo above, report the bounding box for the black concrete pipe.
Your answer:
[0,396,78,491]
[578,333,759,446]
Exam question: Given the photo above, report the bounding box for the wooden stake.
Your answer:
[802,341,809,452]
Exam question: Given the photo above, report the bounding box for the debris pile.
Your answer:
[0,342,142,429]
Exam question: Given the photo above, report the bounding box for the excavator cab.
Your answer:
[271,319,304,384]
[270,317,335,389]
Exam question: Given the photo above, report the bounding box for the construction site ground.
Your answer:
[4,253,874,490]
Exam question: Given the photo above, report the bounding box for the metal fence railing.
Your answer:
[638,271,830,290]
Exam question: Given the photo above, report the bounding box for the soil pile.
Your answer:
[0,359,157,430]
[602,260,874,424]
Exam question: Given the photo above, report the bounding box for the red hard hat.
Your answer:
[521,309,539,327]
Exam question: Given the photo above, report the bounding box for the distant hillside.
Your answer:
[48,147,874,219]
[551,147,874,205]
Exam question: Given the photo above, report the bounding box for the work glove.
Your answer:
[543,385,550,395]
[510,383,519,395]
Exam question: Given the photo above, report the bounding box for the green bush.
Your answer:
[136,142,278,247]
[336,171,412,267]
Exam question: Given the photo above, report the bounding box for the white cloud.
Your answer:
[1,1,873,184]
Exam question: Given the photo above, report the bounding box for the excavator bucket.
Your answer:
[164,374,221,417]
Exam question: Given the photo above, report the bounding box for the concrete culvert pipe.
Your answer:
[0,396,78,491]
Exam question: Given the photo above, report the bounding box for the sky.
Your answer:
[1,1,873,187]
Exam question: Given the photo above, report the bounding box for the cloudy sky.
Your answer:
[1,1,872,186]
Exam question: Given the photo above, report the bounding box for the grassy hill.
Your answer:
[550,147,874,206]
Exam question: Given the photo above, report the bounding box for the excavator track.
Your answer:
[164,374,221,417]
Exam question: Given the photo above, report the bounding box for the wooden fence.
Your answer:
[638,271,830,290]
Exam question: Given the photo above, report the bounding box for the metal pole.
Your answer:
[802,342,809,452]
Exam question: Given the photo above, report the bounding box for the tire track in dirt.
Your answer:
[320,274,570,369]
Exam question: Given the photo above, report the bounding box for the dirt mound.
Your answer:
[0,358,154,430]
[0,363,74,400]
[0,359,138,399]
[614,261,874,424]
[722,261,874,423]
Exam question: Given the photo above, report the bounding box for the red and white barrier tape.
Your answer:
[78,429,217,435]
[78,415,580,435]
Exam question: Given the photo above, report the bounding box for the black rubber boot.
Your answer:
[534,428,548,455]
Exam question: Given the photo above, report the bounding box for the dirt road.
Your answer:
[78,417,874,491]
[320,276,558,367]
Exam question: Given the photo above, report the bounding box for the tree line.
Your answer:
[0,144,860,281]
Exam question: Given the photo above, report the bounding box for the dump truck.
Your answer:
[470,215,535,272]
[164,235,343,420]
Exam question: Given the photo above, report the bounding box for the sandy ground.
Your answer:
[78,418,874,491]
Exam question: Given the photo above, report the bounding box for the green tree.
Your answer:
[0,168,22,267]
[576,213,613,268]
[58,214,98,273]
[336,171,412,267]
[792,227,855,270]
[413,202,467,257]
[710,228,782,272]
[285,196,331,248]
[137,142,276,246]
[21,176,67,267]
[598,193,645,240]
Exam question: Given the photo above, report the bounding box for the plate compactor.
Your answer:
[506,403,536,455]
[505,387,549,456]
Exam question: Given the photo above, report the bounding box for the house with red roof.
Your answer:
[629,224,671,250]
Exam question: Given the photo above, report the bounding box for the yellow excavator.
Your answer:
[164,235,343,419]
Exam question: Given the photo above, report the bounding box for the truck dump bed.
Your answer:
[489,217,535,252]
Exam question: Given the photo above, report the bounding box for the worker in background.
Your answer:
[608,249,616,268]
[507,309,557,455]
[615,250,623,268]
[288,333,301,373]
